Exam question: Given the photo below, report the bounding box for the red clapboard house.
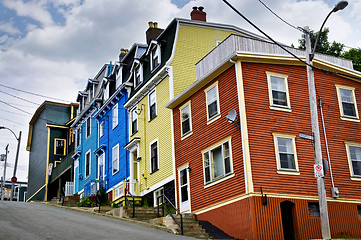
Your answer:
[166,34,361,240]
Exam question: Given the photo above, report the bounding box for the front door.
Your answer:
[130,151,139,195]
[179,167,190,212]
[281,201,295,240]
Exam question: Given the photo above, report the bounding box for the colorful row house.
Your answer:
[27,101,78,201]
[166,34,361,239]
[123,8,268,207]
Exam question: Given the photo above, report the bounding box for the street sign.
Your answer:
[314,164,324,178]
[11,176,17,183]
[48,163,53,176]
[299,132,314,141]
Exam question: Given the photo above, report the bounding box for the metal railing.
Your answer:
[157,194,183,235]
[124,187,135,218]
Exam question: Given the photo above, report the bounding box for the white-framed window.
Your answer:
[202,138,233,184]
[86,117,91,138]
[273,133,299,174]
[85,150,91,178]
[205,82,220,122]
[345,142,361,179]
[336,85,359,120]
[153,187,164,207]
[150,139,159,173]
[112,144,119,175]
[267,72,291,111]
[112,103,118,129]
[149,89,157,121]
[98,153,105,181]
[180,102,192,137]
[100,121,105,138]
[151,44,161,71]
[131,107,138,135]
[134,64,143,88]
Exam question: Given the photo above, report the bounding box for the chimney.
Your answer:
[146,21,164,44]
[190,6,206,22]
[119,48,129,61]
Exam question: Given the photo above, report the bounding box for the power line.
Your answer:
[257,0,302,32]
[0,100,33,115]
[0,89,39,105]
[0,83,72,103]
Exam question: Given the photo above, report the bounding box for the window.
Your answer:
[76,129,81,147]
[358,205,361,220]
[345,143,361,178]
[98,153,104,180]
[267,72,291,110]
[150,140,158,173]
[86,117,91,138]
[273,133,299,174]
[100,121,105,138]
[85,150,91,178]
[336,85,359,120]
[205,83,220,121]
[112,144,119,175]
[131,108,138,135]
[180,103,192,136]
[134,64,143,88]
[112,103,118,129]
[149,90,157,121]
[151,45,161,70]
[54,139,66,155]
[308,202,320,216]
[203,139,232,184]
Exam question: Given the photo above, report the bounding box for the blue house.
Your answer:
[72,64,111,197]
[94,45,147,203]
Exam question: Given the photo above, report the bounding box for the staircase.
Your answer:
[49,194,80,207]
[176,216,210,239]
[123,206,158,221]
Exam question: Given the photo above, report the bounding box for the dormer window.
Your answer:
[151,44,161,70]
[89,85,93,103]
[134,64,143,88]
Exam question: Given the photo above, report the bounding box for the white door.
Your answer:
[179,167,190,212]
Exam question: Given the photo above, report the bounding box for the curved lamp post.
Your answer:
[304,1,348,239]
[0,126,22,201]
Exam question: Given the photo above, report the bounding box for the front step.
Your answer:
[123,206,158,221]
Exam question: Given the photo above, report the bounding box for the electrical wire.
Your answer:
[222,0,361,82]
[0,100,33,115]
[0,83,72,103]
[257,0,303,32]
[0,89,39,105]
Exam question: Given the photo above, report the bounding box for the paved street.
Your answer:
[0,201,195,240]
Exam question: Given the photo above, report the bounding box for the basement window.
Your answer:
[308,202,320,217]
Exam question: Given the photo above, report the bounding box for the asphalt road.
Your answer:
[0,201,196,240]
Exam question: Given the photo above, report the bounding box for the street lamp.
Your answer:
[304,1,348,239]
[0,126,22,201]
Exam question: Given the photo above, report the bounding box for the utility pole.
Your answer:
[304,26,331,239]
[1,144,9,201]
[10,131,21,201]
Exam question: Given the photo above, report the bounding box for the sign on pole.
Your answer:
[314,164,324,178]
[48,163,53,176]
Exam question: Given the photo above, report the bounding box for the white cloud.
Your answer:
[3,0,54,27]
[0,21,21,35]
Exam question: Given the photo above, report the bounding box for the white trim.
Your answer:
[148,88,157,121]
[85,117,91,139]
[335,84,360,121]
[140,175,175,196]
[131,107,138,135]
[205,81,220,123]
[99,121,105,138]
[272,133,299,174]
[266,71,291,111]
[112,144,119,175]
[180,101,192,138]
[85,149,91,179]
[112,103,118,129]
[178,165,191,212]
[344,142,361,179]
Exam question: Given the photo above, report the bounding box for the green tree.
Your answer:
[297,27,360,72]
[342,48,361,72]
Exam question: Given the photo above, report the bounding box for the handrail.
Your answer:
[124,187,135,218]
[157,194,183,236]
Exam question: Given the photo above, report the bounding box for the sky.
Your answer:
[0,0,360,183]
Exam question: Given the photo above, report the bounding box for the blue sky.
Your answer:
[0,0,360,181]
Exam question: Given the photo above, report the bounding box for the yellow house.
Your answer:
[123,8,268,208]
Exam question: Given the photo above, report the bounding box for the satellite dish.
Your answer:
[226,109,237,123]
